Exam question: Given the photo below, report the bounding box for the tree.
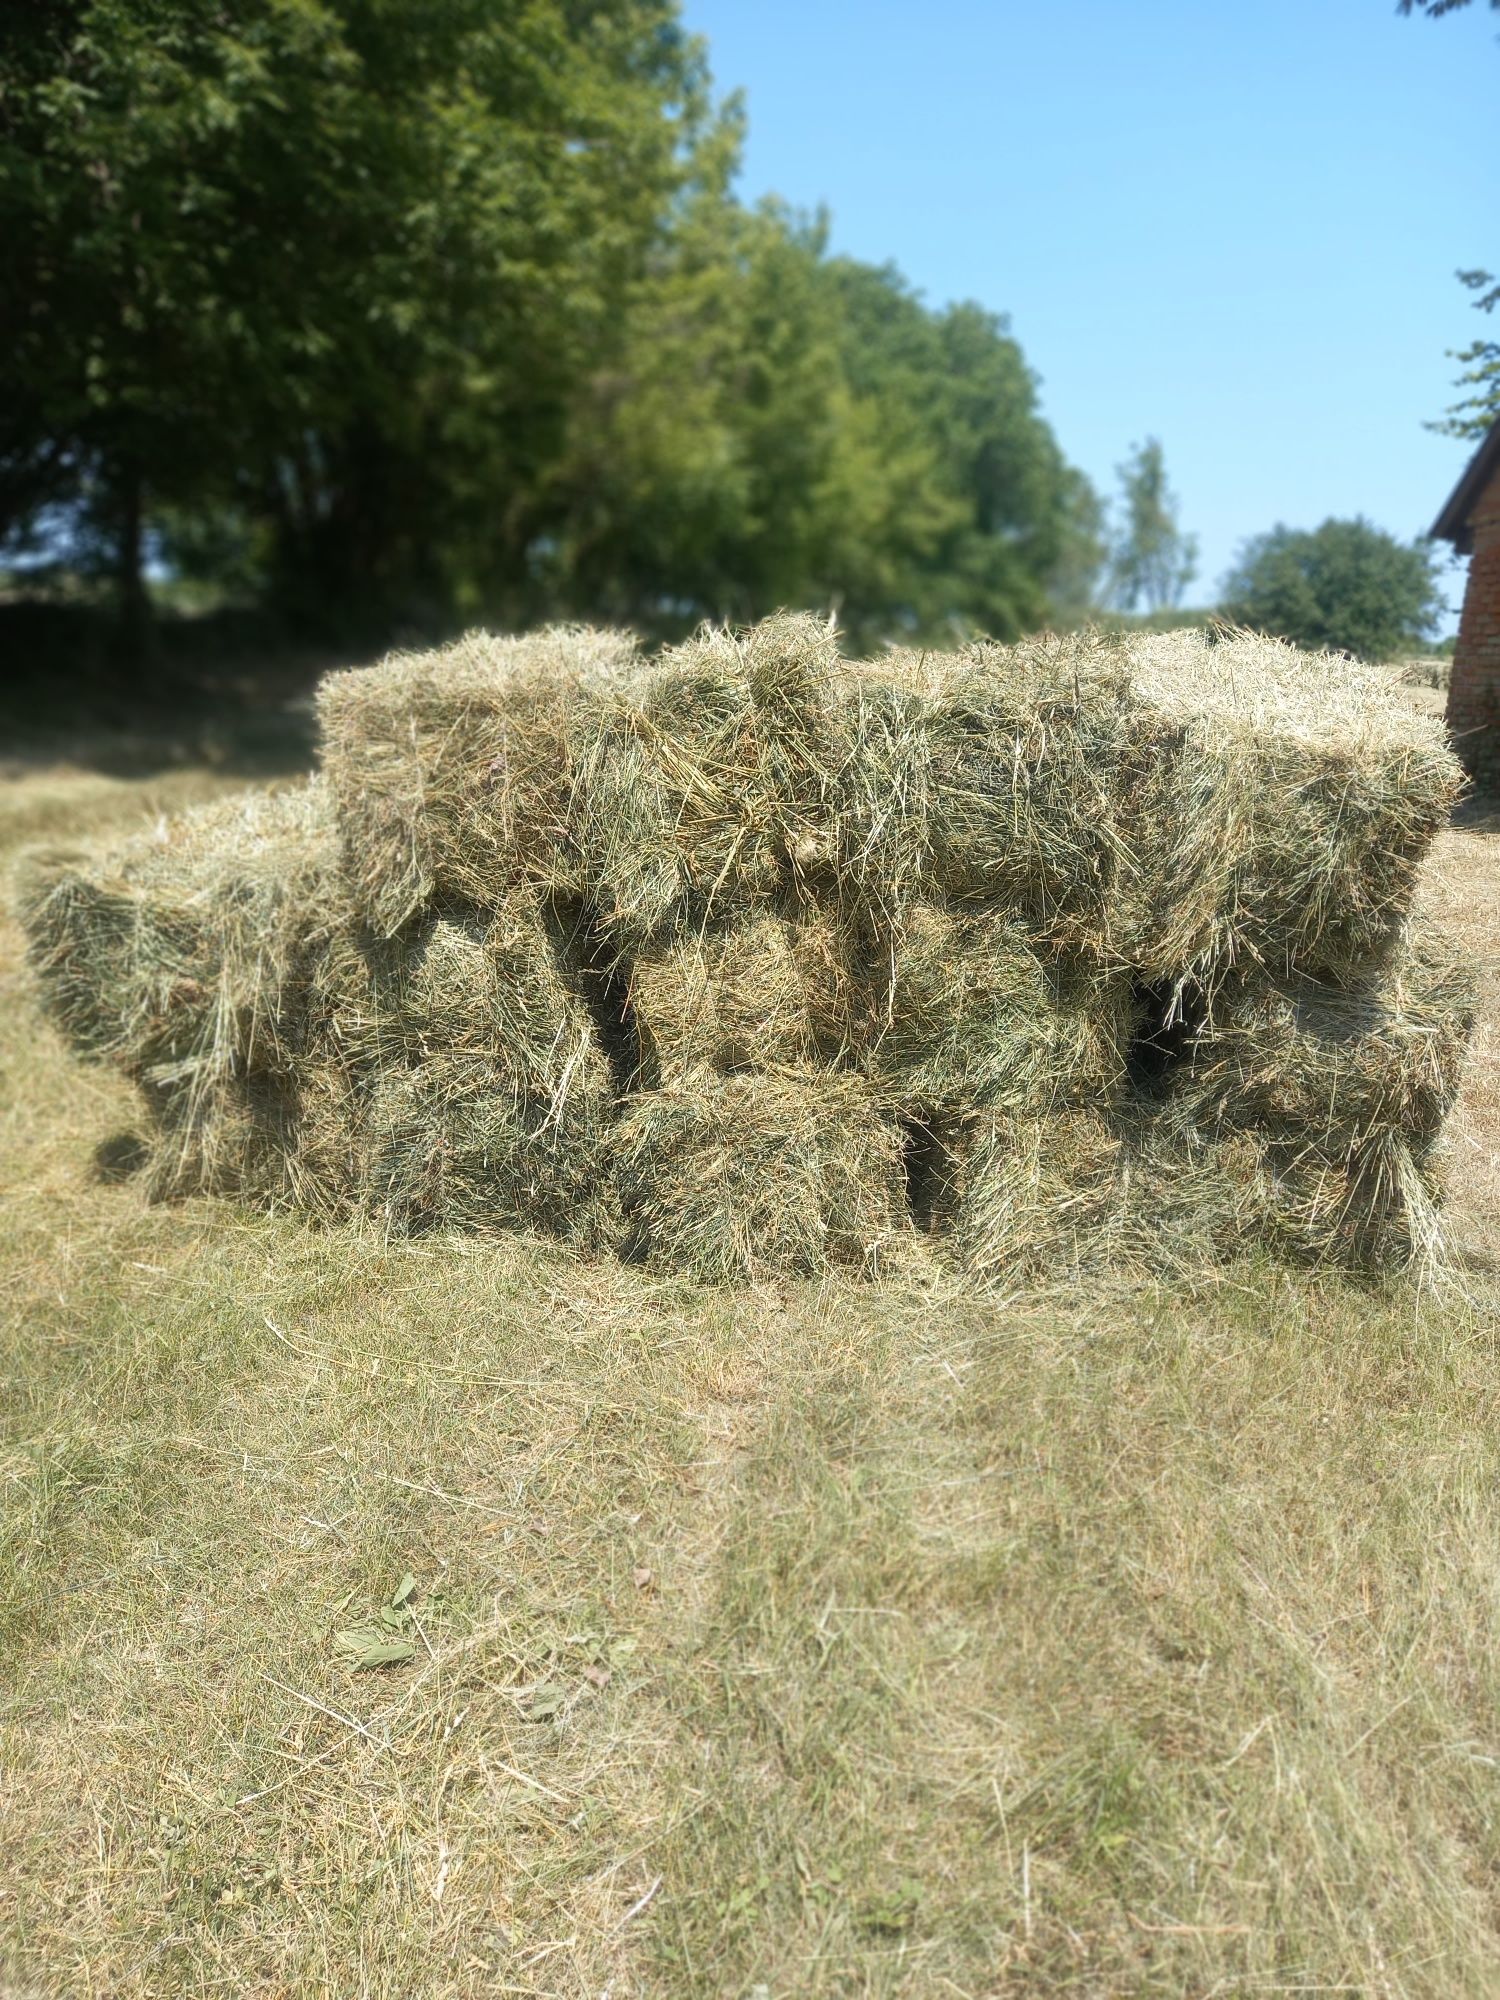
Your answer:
[1108,439,1198,613]
[1221,518,1444,661]
[1399,0,1499,435]
[1,1,1098,655]
[0,0,711,643]
[1429,269,1500,442]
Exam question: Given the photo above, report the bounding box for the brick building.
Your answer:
[1433,412,1500,791]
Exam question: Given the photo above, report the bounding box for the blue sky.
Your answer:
[680,0,1497,624]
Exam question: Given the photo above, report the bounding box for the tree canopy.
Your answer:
[0,1,1101,652]
[1221,518,1443,662]
[1107,439,1198,614]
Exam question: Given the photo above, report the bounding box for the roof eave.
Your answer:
[1431,414,1500,550]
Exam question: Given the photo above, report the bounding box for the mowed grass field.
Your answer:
[2,741,1499,1999]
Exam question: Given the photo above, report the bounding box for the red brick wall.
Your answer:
[1448,462,1500,791]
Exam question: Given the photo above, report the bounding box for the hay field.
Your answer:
[2,741,1500,1999]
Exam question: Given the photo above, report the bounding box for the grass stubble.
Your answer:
[1,744,1499,1996]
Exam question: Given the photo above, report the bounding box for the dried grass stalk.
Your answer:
[578,614,844,951]
[317,626,640,936]
[1168,933,1474,1162]
[628,911,831,1084]
[612,1070,907,1283]
[852,902,1135,1118]
[1124,629,1462,999]
[946,1109,1124,1284]
[19,779,338,1084]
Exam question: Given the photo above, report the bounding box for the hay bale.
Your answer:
[317,626,639,937]
[924,635,1136,944]
[945,1109,1124,1284]
[359,1055,616,1243]
[1120,1114,1444,1275]
[578,614,844,951]
[1167,934,1474,1162]
[305,889,617,1237]
[140,1073,301,1208]
[18,780,339,1087]
[1120,934,1474,1273]
[852,902,1135,1118]
[611,1070,907,1282]
[627,910,835,1084]
[314,891,602,1084]
[1125,629,1462,998]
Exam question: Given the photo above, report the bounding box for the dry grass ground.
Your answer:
[2,741,1499,1999]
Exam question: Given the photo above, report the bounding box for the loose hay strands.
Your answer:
[1168,932,1475,1163]
[19,779,339,1085]
[946,1108,1125,1285]
[1125,628,1463,1000]
[306,890,617,1240]
[359,1056,616,1245]
[628,911,829,1085]
[317,626,640,936]
[577,614,846,951]
[612,1070,908,1284]
[18,781,344,1201]
[851,901,1136,1119]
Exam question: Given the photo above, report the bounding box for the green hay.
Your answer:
[317,626,639,937]
[578,614,844,951]
[612,1070,908,1283]
[852,902,1135,1119]
[305,891,617,1239]
[1125,629,1463,999]
[946,1109,1125,1285]
[1120,1116,1444,1276]
[359,1056,617,1244]
[1121,935,1475,1275]
[924,635,1136,944]
[628,911,831,1084]
[139,1073,301,1208]
[1167,934,1474,1162]
[18,780,339,1086]
[15,615,1474,1285]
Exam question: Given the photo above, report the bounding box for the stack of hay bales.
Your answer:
[17,616,1472,1286]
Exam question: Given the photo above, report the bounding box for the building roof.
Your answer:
[1432,413,1500,555]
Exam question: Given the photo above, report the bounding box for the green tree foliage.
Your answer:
[0,0,714,633]
[1221,518,1444,662]
[1429,270,1500,443]
[1107,439,1198,614]
[1399,0,1498,438]
[0,1,1098,651]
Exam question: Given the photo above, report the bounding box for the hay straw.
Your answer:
[627,911,832,1084]
[317,627,640,936]
[578,615,844,951]
[611,1070,907,1283]
[946,1109,1124,1284]
[851,902,1135,1118]
[16,614,1475,1285]
[305,890,617,1239]
[1125,628,1463,1000]
[1166,933,1474,1163]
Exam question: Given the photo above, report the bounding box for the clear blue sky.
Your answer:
[680,0,1497,624]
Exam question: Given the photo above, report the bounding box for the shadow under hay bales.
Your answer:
[541,894,656,1097]
[1124,976,1209,1096]
[92,1131,150,1182]
[897,1113,956,1234]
